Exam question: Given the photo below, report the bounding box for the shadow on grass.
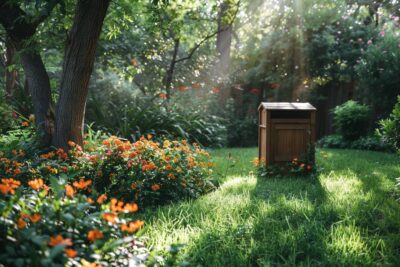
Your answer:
[182,174,342,267]
[184,159,400,266]
[142,149,400,266]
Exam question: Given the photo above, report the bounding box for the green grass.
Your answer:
[138,148,400,266]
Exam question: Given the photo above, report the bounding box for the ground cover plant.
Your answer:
[0,126,214,266]
[138,148,400,266]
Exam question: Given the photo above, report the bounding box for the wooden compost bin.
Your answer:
[258,102,316,166]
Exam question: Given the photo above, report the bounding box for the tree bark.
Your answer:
[20,51,54,146]
[216,1,233,105]
[0,2,54,146]
[216,2,233,78]
[53,0,110,149]
[5,38,17,102]
[163,39,180,100]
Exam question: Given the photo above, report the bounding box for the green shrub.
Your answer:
[0,177,147,267]
[86,74,227,147]
[0,131,214,266]
[350,136,393,152]
[317,135,349,149]
[377,96,400,152]
[333,100,371,141]
[0,133,215,208]
[0,100,14,133]
[356,32,400,119]
[318,134,392,152]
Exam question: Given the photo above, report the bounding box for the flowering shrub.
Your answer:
[0,133,214,266]
[253,146,316,178]
[0,135,215,208]
[0,176,147,267]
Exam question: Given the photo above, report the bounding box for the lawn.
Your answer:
[139,148,400,266]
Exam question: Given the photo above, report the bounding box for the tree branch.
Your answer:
[174,0,240,64]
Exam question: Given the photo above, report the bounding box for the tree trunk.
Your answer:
[53,0,110,149]
[216,1,233,105]
[0,3,54,146]
[5,39,17,102]
[20,51,54,146]
[216,2,233,78]
[164,39,180,100]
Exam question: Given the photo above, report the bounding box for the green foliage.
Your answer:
[0,132,215,208]
[0,100,14,134]
[333,100,370,141]
[318,134,392,152]
[257,145,316,178]
[0,182,147,267]
[318,134,348,149]
[377,96,400,152]
[356,28,400,119]
[86,73,227,147]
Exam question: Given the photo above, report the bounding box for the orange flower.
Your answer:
[21,121,29,127]
[65,185,75,197]
[48,235,73,247]
[151,184,161,191]
[101,212,118,224]
[17,217,27,229]
[56,148,68,160]
[40,152,55,159]
[120,220,144,233]
[73,178,92,190]
[0,178,21,195]
[87,229,104,242]
[123,203,138,213]
[167,173,176,180]
[87,197,94,204]
[131,182,137,190]
[110,198,124,212]
[142,162,156,172]
[30,213,41,223]
[97,194,107,204]
[68,141,76,147]
[65,248,78,258]
[28,178,44,190]
[164,165,173,171]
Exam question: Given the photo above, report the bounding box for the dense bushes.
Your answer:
[0,100,14,134]
[377,96,400,152]
[0,127,214,266]
[356,30,400,119]
[318,134,392,152]
[0,180,146,267]
[86,74,227,147]
[319,99,398,152]
[333,101,371,141]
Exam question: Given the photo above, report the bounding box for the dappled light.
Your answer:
[1,0,400,266]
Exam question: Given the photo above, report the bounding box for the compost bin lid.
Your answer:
[258,102,316,111]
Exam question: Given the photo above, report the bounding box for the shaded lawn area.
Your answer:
[138,148,400,266]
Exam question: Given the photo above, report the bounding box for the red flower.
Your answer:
[178,85,188,92]
[211,87,220,94]
[271,83,280,89]
[159,93,167,99]
[191,82,202,89]
[250,88,261,95]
